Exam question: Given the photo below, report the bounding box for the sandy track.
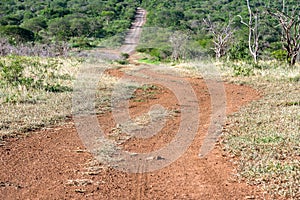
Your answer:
[0,65,267,199]
[0,8,268,200]
[119,8,146,55]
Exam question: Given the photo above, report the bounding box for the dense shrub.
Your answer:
[0,26,34,43]
[0,0,140,43]
[271,50,288,62]
[137,47,172,61]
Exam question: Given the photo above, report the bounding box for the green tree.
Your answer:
[101,11,115,25]
[0,25,35,43]
[48,18,72,40]
[70,18,90,37]
[21,17,47,33]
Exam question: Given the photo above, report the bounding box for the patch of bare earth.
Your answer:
[0,66,267,199]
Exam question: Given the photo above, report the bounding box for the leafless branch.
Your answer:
[267,3,300,65]
[203,17,235,59]
[238,0,260,63]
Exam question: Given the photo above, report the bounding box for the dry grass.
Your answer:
[0,56,122,138]
[1,53,299,198]
[0,56,81,137]
[220,61,300,199]
[171,60,299,199]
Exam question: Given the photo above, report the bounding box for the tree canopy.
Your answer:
[140,0,300,63]
[0,0,139,42]
[0,0,299,64]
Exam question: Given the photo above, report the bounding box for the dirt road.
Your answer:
[119,8,146,55]
[0,67,265,199]
[0,8,267,199]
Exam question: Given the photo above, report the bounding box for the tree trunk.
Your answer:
[290,54,297,66]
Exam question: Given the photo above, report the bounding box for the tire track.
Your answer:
[119,8,147,55]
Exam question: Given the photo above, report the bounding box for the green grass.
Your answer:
[138,57,161,65]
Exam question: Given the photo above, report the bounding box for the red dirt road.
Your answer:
[0,66,266,199]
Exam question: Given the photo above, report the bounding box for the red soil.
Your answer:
[0,66,266,199]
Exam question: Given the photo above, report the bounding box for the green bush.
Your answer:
[70,37,95,49]
[271,49,287,62]
[227,41,250,61]
[0,55,61,89]
[0,26,35,43]
[117,60,129,65]
[44,83,72,93]
[47,18,72,41]
[229,63,254,76]
[21,17,48,33]
[0,56,28,86]
[121,53,130,59]
[137,47,172,61]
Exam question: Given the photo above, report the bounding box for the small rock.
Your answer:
[75,189,86,193]
[146,156,154,161]
[156,156,165,160]
[130,153,138,157]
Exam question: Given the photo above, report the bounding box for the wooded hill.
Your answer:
[0,0,299,64]
[140,0,300,64]
[0,0,140,45]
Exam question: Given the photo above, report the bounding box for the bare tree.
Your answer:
[238,0,260,63]
[203,17,234,59]
[267,4,300,65]
[169,31,190,61]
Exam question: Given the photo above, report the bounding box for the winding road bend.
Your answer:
[0,7,267,200]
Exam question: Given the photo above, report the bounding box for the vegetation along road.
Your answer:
[0,0,299,199]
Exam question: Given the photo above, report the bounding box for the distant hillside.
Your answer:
[0,0,140,44]
[0,0,299,63]
[140,0,300,63]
